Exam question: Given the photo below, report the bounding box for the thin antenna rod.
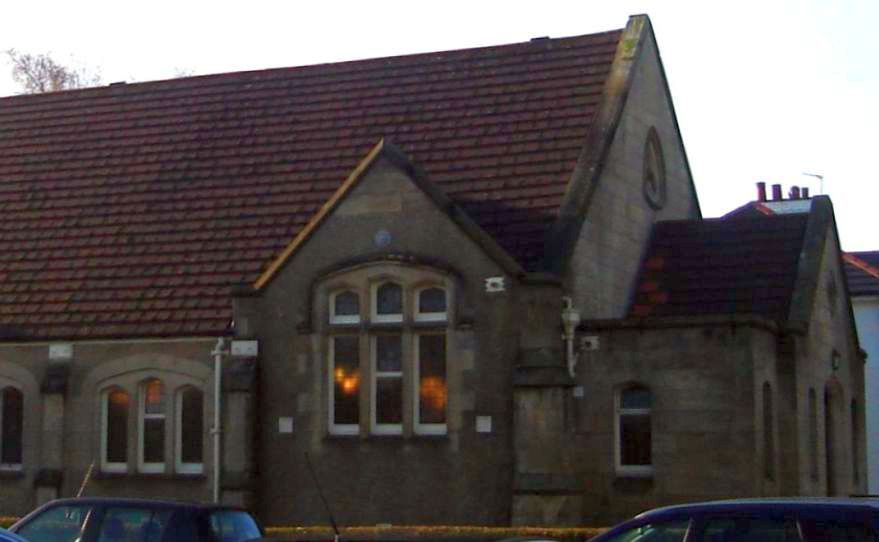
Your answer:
[76,460,96,497]
[304,452,341,542]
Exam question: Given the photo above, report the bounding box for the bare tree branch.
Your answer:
[6,49,101,94]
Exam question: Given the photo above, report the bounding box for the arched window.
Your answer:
[0,387,23,468]
[176,386,204,474]
[102,387,129,472]
[763,382,775,480]
[139,379,166,473]
[416,287,447,322]
[616,386,652,476]
[373,282,403,323]
[330,290,360,324]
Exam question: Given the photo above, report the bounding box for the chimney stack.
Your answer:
[802,187,810,198]
[771,184,783,201]
[789,186,801,199]
[756,182,767,202]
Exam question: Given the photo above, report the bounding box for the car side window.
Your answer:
[208,511,262,542]
[700,517,799,542]
[15,505,94,542]
[97,508,173,542]
[602,519,691,542]
[799,518,873,542]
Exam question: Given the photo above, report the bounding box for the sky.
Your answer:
[0,0,876,251]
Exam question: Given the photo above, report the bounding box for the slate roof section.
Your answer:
[0,29,623,340]
[630,214,809,320]
[845,252,879,297]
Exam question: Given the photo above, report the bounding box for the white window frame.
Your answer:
[370,334,403,435]
[414,287,448,323]
[413,333,448,435]
[175,387,204,475]
[100,387,128,473]
[328,335,360,436]
[138,379,166,474]
[615,387,654,477]
[330,290,361,325]
[0,386,23,471]
[371,282,403,324]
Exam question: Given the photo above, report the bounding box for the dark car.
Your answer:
[0,528,27,542]
[589,498,879,542]
[9,498,263,542]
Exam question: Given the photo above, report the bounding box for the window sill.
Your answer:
[94,471,207,481]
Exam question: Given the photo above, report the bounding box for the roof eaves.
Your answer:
[844,253,879,281]
[542,14,647,273]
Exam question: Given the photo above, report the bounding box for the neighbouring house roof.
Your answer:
[0,27,625,340]
[630,214,809,320]
[845,252,879,297]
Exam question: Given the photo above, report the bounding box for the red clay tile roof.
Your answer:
[845,252,879,297]
[0,29,622,340]
[630,215,809,319]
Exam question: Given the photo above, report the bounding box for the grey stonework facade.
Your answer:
[0,14,866,528]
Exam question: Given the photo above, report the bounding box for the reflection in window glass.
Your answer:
[418,334,447,425]
[332,336,360,427]
[703,517,799,542]
[106,389,129,465]
[418,288,446,315]
[376,283,402,317]
[1,387,23,465]
[142,379,165,465]
[97,508,173,542]
[16,505,93,542]
[332,291,359,322]
[180,387,203,465]
[209,510,262,542]
[602,520,689,542]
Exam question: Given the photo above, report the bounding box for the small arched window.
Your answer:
[102,387,130,472]
[139,379,166,473]
[416,287,447,322]
[0,387,23,468]
[616,386,652,476]
[176,386,204,474]
[373,282,403,323]
[330,290,360,324]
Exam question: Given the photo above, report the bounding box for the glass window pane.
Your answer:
[602,520,689,542]
[620,414,651,466]
[333,336,359,425]
[419,288,446,314]
[376,283,402,315]
[16,504,93,542]
[419,335,447,424]
[704,518,800,542]
[209,511,262,542]
[334,291,359,317]
[98,508,173,542]
[1,387,23,464]
[621,388,651,409]
[376,335,402,372]
[143,418,165,463]
[144,380,164,415]
[107,390,129,463]
[376,378,402,424]
[180,388,203,464]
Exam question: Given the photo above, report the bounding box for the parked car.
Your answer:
[589,498,879,542]
[0,528,27,542]
[9,498,264,542]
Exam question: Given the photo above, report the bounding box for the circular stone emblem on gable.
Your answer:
[643,127,667,210]
[374,229,392,248]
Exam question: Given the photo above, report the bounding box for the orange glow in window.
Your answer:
[420,377,447,410]
[335,368,359,396]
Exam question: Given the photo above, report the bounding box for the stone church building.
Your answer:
[0,15,866,526]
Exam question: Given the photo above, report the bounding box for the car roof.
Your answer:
[635,498,879,521]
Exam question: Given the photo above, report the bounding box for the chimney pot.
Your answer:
[802,187,810,198]
[756,182,767,202]
[771,184,783,201]
[789,186,801,199]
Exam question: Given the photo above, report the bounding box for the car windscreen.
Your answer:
[13,504,94,542]
[207,511,262,542]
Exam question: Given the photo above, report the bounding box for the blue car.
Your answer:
[0,528,27,542]
[589,498,879,542]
